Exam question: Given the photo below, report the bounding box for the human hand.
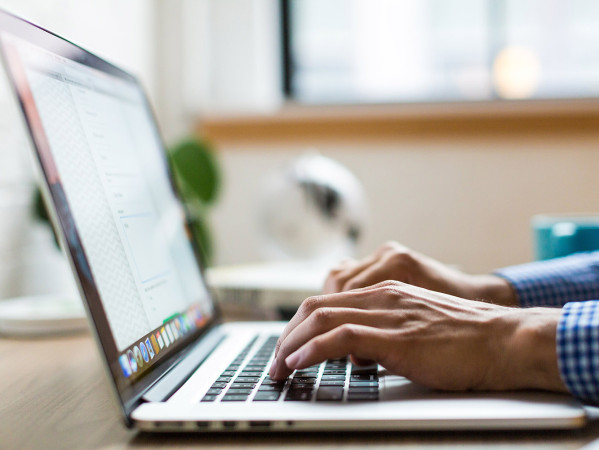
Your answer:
[270,281,566,394]
[324,241,517,307]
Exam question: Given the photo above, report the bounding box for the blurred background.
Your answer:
[1,0,599,301]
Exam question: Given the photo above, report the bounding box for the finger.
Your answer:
[323,243,405,294]
[272,307,397,379]
[323,256,379,294]
[284,324,393,373]
[350,355,375,367]
[273,281,402,362]
[341,259,394,291]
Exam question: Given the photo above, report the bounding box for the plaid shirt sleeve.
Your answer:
[495,251,599,403]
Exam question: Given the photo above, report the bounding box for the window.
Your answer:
[283,0,599,104]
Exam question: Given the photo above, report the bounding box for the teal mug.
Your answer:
[532,214,599,261]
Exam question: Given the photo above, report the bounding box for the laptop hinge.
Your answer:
[142,326,226,403]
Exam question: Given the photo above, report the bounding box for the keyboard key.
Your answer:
[221,371,237,377]
[350,374,378,382]
[349,381,378,388]
[253,392,280,401]
[291,378,317,384]
[323,369,346,375]
[289,383,314,390]
[297,366,320,372]
[234,376,260,383]
[324,363,346,368]
[216,377,232,383]
[258,384,284,392]
[261,378,287,385]
[294,372,318,378]
[347,392,379,401]
[229,383,256,389]
[240,370,263,376]
[210,381,228,388]
[351,364,377,374]
[222,394,249,402]
[316,387,344,401]
[326,361,346,366]
[226,388,253,395]
[348,387,378,394]
[321,375,346,381]
[201,395,218,402]
[206,388,223,395]
[318,380,345,386]
[285,391,312,401]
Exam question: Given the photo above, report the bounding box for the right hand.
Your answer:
[323,241,517,307]
[271,281,564,394]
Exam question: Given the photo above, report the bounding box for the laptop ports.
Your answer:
[222,421,238,429]
[249,421,272,428]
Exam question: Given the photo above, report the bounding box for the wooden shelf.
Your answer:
[198,99,599,147]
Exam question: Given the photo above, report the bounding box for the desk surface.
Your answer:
[2,331,599,449]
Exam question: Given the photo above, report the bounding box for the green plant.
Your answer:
[168,136,221,267]
[32,136,221,267]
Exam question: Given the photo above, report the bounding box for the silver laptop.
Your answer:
[0,9,586,432]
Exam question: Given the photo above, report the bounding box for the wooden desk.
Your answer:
[2,331,599,449]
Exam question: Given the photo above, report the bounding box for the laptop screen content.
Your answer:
[0,29,215,387]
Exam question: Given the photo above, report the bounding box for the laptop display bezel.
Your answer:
[0,9,222,424]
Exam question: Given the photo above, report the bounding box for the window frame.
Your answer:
[280,0,599,107]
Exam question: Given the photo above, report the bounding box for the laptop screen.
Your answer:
[0,11,216,408]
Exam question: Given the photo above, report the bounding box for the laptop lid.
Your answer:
[0,9,220,420]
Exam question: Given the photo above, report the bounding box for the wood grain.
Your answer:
[2,332,599,449]
[199,100,599,147]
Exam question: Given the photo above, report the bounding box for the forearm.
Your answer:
[495,251,599,308]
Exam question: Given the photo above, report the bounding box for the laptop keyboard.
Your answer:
[200,335,379,403]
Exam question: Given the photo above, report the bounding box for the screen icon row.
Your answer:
[119,305,205,379]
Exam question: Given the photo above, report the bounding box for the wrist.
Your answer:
[498,308,568,392]
[469,274,518,306]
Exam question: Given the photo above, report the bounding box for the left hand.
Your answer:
[269,281,566,393]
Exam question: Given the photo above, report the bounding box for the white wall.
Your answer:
[153,0,282,143]
[139,1,599,274]
[210,134,599,274]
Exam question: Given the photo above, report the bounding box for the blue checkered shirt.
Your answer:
[496,251,599,403]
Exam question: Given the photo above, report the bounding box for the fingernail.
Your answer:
[269,357,277,378]
[285,351,302,369]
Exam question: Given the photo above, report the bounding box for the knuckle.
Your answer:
[388,249,414,266]
[337,323,360,342]
[381,240,398,251]
[301,296,322,314]
[379,284,401,295]
[326,268,342,279]
[375,285,404,305]
[343,280,360,291]
[312,307,334,325]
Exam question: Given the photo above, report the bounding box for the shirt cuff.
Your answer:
[557,301,599,403]
[494,252,599,308]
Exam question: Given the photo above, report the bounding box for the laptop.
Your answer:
[0,9,587,432]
